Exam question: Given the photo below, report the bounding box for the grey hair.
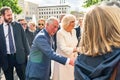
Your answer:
[46,17,59,25]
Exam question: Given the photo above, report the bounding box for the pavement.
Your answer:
[0,61,54,80]
[0,69,19,80]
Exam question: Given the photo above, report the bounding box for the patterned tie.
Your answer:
[8,24,15,54]
[50,37,55,49]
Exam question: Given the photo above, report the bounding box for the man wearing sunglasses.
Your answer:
[35,18,45,35]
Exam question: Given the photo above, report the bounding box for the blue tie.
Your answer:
[8,24,15,54]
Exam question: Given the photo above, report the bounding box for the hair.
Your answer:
[79,6,120,56]
[18,19,25,22]
[38,18,45,23]
[61,14,76,30]
[0,6,11,15]
[46,17,59,25]
[28,21,36,27]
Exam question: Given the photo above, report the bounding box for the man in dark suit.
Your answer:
[75,17,83,47]
[0,7,30,80]
[26,17,74,80]
[75,17,83,40]
[0,16,3,24]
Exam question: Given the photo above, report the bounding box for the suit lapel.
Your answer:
[0,24,7,51]
[43,29,51,45]
[0,24,6,42]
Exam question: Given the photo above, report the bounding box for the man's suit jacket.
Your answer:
[0,22,30,70]
[25,29,36,47]
[26,29,67,80]
[75,26,81,40]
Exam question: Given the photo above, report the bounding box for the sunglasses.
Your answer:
[38,23,44,26]
[21,23,27,26]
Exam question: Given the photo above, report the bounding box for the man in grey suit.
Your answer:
[0,7,30,80]
[26,17,74,80]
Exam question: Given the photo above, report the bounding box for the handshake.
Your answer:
[69,47,80,66]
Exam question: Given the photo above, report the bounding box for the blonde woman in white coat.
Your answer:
[53,14,78,80]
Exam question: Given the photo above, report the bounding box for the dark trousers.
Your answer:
[2,54,26,80]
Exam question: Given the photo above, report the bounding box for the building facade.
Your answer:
[24,1,38,22]
[38,4,70,20]
[16,0,38,22]
[15,0,25,20]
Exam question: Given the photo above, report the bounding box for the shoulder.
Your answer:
[35,30,49,41]
[75,26,80,31]
[11,21,22,28]
[12,21,21,25]
[72,29,76,34]
[0,24,3,32]
[57,28,66,34]
[0,23,3,28]
[57,29,64,37]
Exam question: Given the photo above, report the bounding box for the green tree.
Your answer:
[0,0,22,14]
[83,0,105,7]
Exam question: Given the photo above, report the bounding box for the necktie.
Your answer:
[8,24,15,54]
[50,37,55,49]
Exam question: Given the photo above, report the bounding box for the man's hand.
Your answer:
[69,58,75,66]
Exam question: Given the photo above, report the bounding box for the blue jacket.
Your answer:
[75,47,120,80]
[26,29,67,80]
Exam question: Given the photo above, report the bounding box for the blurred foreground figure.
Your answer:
[75,6,120,80]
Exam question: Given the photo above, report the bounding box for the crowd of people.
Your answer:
[0,1,120,80]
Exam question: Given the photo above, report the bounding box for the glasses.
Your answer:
[38,23,44,26]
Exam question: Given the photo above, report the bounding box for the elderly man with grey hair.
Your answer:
[25,17,74,80]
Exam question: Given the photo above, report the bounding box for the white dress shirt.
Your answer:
[3,22,16,54]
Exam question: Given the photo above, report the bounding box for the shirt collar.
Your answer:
[3,22,12,27]
[3,22,8,26]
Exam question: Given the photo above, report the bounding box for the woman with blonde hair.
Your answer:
[75,6,120,80]
[53,14,78,80]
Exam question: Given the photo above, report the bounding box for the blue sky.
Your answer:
[25,0,86,11]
